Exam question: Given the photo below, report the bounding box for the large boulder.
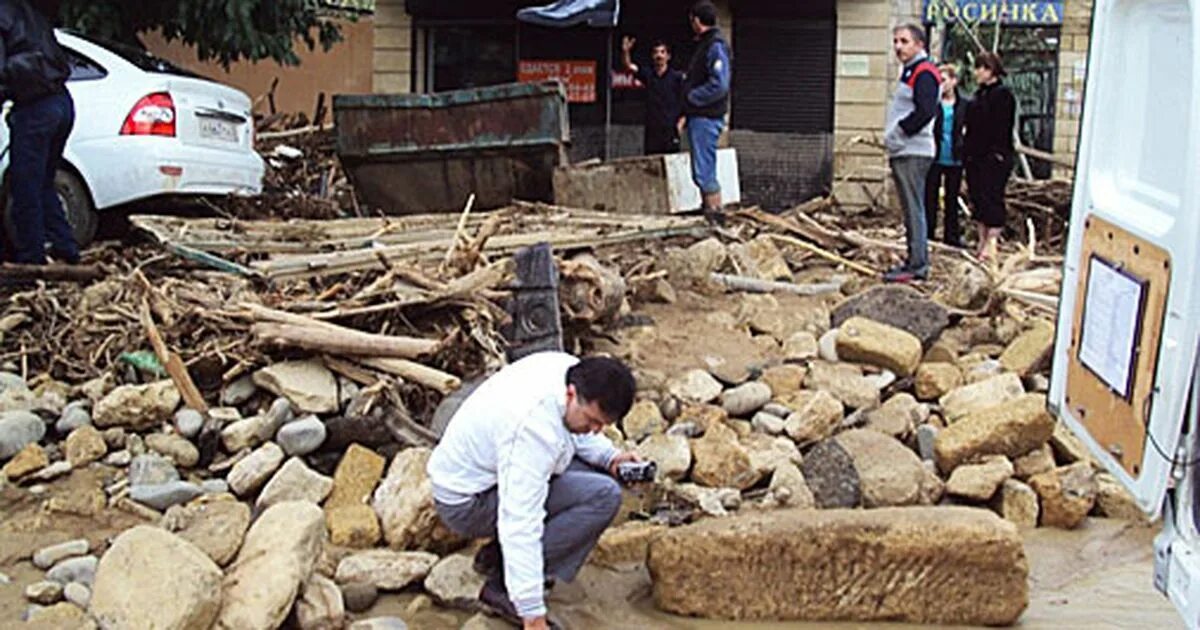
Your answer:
[945,456,1014,502]
[326,444,387,548]
[648,507,1028,625]
[253,360,339,414]
[939,373,1024,423]
[934,394,1056,473]
[689,422,760,490]
[217,501,326,630]
[634,433,691,481]
[161,494,251,567]
[256,458,334,511]
[1029,463,1097,529]
[90,525,223,630]
[836,429,927,508]
[831,285,950,347]
[372,447,463,553]
[0,410,46,460]
[424,553,487,607]
[805,361,880,410]
[782,390,844,445]
[621,401,666,443]
[666,370,723,405]
[801,439,861,509]
[742,433,803,479]
[589,521,669,570]
[334,550,438,590]
[999,321,1055,377]
[835,316,923,377]
[93,380,180,430]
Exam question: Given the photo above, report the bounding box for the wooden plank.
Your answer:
[140,300,209,414]
[252,322,439,358]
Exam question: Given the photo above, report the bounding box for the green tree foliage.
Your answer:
[58,0,343,67]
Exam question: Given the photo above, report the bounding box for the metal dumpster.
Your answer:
[334,81,570,214]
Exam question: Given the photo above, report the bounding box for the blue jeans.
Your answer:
[5,91,78,264]
[687,115,724,196]
[890,156,932,274]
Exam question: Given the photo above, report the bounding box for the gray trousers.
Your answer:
[890,156,933,274]
[434,459,622,591]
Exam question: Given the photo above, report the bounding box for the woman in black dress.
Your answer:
[963,52,1016,261]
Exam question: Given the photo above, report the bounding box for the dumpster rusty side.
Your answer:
[334,81,570,214]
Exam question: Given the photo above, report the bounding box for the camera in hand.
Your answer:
[616,461,657,483]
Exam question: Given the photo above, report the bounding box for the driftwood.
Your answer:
[711,273,847,296]
[140,300,209,414]
[765,234,878,277]
[0,263,105,282]
[355,357,462,394]
[559,254,627,322]
[252,322,438,359]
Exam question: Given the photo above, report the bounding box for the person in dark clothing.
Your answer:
[963,52,1016,261]
[682,0,731,226]
[0,0,78,268]
[924,63,969,248]
[620,35,685,155]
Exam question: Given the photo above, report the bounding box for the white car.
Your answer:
[2,30,264,246]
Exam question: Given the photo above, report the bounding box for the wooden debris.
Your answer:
[0,263,105,282]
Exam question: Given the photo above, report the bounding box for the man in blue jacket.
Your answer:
[882,23,940,282]
[0,0,78,269]
[681,0,731,226]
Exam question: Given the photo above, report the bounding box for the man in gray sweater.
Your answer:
[883,23,941,282]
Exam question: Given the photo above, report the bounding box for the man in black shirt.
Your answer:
[620,35,685,155]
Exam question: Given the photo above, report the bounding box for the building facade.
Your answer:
[372,0,1087,210]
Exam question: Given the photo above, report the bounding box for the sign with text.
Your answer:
[518,60,597,103]
[923,0,1064,24]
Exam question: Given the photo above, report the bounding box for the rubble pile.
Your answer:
[0,174,1141,627]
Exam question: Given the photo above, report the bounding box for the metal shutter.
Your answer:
[731,18,835,134]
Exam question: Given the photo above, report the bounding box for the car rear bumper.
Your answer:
[69,137,264,209]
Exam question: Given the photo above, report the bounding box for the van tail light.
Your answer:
[120,92,176,137]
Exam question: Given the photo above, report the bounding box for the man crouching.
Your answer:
[427,352,640,629]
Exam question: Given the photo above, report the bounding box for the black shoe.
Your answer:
[944,237,967,249]
[882,265,927,283]
[702,207,726,228]
[474,540,502,579]
[478,581,523,626]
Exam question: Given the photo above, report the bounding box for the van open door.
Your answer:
[1047,0,1200,623]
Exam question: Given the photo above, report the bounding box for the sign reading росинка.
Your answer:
[923,0,1064,24]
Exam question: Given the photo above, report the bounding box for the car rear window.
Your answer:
[70,32,204,79]
[64,49,107,81]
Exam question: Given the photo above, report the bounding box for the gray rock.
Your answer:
[276,415,327,456]
[201,479,229,494]
[340,582,379,613]
[750,411,785,435]
[831,285,950,347]
[24,581,63,604]
[917,424,939,461]
[28,461,71,482]
[255,457,333,510]
[666,369,724,404]
[266,397,295,427]
[424,554,484,608]
[220,376,258,407]
[800,439,861,509]
[130,481,204,511]
[174,409,204,440]
[33,539,90,570]
[63,582,90,608]
[719,382,772,417]
[104,450,132,467]
[55,402,91,434]
[128,454,179,487]
[46,555,98,586]
[864,370,897,391]
[818,329,840,362]
[145,432,200,468]
[665,421,702,438]
[0,372,26,394]
[0,410,46,460]
[761,402,792,419]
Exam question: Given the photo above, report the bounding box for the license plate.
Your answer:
[198,117,238,143]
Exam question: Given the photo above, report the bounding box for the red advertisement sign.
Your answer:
[518,60,597,103]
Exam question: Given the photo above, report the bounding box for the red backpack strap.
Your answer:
[905,60,942,88]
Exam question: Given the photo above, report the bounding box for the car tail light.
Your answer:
[120,92,176,137]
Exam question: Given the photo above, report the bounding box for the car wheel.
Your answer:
[3,169,98,251]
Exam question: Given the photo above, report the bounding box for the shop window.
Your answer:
[430,25,516,92]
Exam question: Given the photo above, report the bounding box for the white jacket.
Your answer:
[427,352,618,618]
